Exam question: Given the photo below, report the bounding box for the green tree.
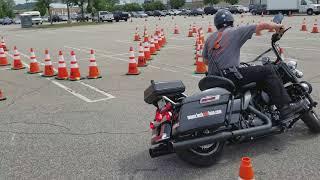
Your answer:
[143,1,165,11]
[0,0,15,18]
[153,1,165,10]
[169,0,185,9]
[70,0,87,21]
[36,0,53,24]
[93,0,107,11]
[203,0,220,5]
[224,0,239,5]
[35,0,47,16]
[123,3,142,12]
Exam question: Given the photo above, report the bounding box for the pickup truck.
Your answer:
[98,11,114,22]
[113,11,129,22]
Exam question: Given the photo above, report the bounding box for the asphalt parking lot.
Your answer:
[0,14,320,179]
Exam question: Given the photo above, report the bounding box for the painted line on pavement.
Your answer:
[7,52,115,103]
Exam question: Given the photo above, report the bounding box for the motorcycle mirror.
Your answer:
[273,13,284,24]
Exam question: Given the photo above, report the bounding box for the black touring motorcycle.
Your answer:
[143,16,320,166]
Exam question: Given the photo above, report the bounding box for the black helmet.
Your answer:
[214,9,234,30]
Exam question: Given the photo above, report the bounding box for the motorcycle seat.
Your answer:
[199,75,236,92]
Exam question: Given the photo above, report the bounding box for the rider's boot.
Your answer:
[279,100,304,120]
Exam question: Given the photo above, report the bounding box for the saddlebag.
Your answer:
[144,80,185,104]
[173,88,231,136]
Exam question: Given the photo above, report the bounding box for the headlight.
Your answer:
[293,69,303,78]
[287,60,297,70]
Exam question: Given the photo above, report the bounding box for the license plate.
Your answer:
[157,99,166,110]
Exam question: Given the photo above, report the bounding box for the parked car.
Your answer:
[98,11,114,22]
[180,9,191,16]
[59,15,68,21]
[204,6,219,15]
[22,11,43,25]
[153,10,166,17]
[49,15,62,22]
[2,17,13,25]
[113,11,129,22]
[146,11,154,16]
[130,12,139,18]
[0,19,3,25]
[14,18,21,24]
[162,10,169,15]
[190,8,204,16]
[232,5,249,13]
[250,4,267,15]
[137,11,148,18]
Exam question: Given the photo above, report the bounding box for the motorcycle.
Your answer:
[143,15,320,167]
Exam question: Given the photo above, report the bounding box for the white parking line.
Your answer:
[6,52,115,103]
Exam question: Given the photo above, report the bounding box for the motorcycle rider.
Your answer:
[202,9,303,120]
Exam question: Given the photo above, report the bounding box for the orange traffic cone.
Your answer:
[158,34,163,48]
[55,51,69,80]
[208,23,213,33]
[150,36,157,55]
[126,47,140,75]
[144,42,152,61]
[134,27,141,41]
[155,25,160,36]
[192,23,197,33]
[261,12,264,17]
[194,44,200,65]
[144,30,149,42]
[161,29,167,45]
[28,48,41,74]
[0,89,6,101]
[0,45,10,66]
[239,157,255,180]
[69,51,82,81]
[301,18,308,31]
[200,29,205,43]
[1,37,8,51]
[137,42,147,67]
[194,47,207,74]
[42,49,56,77]
[311,19,319,33]
[87,49,101,79]
[154,35,160,51]
[188,24,193,37]
[174,24,179,34]
[11,46,25,70]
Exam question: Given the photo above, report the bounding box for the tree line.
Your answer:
[0,0,15,18]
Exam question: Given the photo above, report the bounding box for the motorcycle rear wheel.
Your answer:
[176,142,225,167]
[301,109,320,133]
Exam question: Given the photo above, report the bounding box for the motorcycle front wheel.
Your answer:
[301,109,320,133]
[176,141,225,167]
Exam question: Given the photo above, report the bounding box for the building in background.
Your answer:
[50,3,80,15]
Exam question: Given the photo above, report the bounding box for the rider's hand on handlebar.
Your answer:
[273,24,285,33]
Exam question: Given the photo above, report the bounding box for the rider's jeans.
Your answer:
[223,65,291,106]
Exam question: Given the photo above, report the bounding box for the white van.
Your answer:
[21,11,43,25]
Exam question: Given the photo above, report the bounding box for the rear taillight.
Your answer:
[150,122,155,130]
[155,110,163,122]
[165,112,172,121]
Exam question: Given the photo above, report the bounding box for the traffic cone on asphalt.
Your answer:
[87,49,101,79]
[134,27,141,41]
[69,51,82,81]
[154,35,160,51]
[194,44,200,65]
[188,25,193,37]
[155,25,160,36]
[261,12,264,17]
[158,35,163,48]
[161,29,166,45]
[200,28,205,43]
[11,46,25,70]
[208,23,213,33]
[0,89,6,101]
[28,48,41,74]
[239,157,255,180]
[301,18,308,31]
[144,42,152,61]
[42,49,55,77]
[150,36,157,55]
[311,19,319,33]
[55,51,69,80]
[0,45,10,66]
[144,30,149,42]
[174,24,179,34]
[137,42,147,67]
[192,23,197,33]
[1,37,8,51]
[194,48,207,74]
[126,47,140,75]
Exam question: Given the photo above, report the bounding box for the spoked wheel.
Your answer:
[301,108,320,133]
[176,141,225,167]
